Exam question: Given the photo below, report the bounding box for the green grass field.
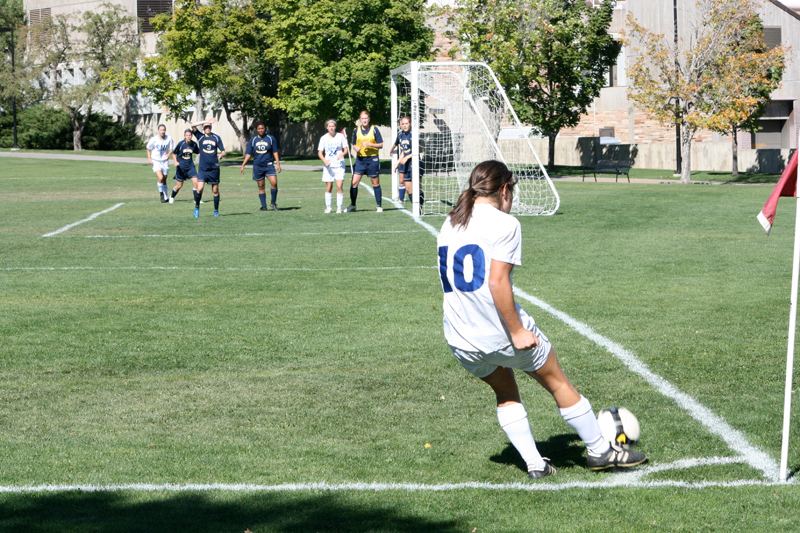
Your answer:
[2,156,800,531]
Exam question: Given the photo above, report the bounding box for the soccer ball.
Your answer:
[597,407,640,449]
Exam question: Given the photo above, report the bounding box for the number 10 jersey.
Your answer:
[437,203,535,353]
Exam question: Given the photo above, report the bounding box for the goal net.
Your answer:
[389,62,560,216]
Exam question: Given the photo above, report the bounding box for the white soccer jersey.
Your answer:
[317,133,347,168]
[147,135,175,162]
[438,203,536,353]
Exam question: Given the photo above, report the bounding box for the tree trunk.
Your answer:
[547,132,556,171]
[121,87,131,126]
[221,100,248,150]
[679,120,692,184]
[731,125,739,180]
[67,107,82,151]
[195,89,204,123]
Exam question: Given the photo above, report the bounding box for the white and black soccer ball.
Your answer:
[597,407,640,449]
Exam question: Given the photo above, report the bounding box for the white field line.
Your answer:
[368,185,782,482]
[77,230,424,238]
[42,203,124,237]
[1,266,435,272]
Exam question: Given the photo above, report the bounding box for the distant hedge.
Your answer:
[0,106,145,150]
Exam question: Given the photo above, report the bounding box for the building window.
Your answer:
[29,8,51,26]
[599,127,615,138]
[138,0,172,33]
[763,27,781,51]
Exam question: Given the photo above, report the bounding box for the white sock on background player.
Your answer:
[325,192,332,209]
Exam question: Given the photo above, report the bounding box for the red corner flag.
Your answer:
[758,151,799,235]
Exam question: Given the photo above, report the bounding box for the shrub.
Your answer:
[0,105,144,150]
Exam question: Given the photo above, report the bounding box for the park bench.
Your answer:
[582,159,633,182]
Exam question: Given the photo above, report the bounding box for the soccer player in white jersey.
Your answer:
[317,119,349,213]
[437,160,647,479]
[146,124,175,202]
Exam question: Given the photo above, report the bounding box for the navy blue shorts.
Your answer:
[198,167,220,185]
[354,156,380,178]
[175,166,198,182]
[398,160,412,180]
[253,163,277,181]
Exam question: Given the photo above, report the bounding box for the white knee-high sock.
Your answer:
[559,395,609,456]
[497,403,545,471]
[337,193,344,209]
[325,192,332,208]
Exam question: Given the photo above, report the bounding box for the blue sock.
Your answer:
[213,194,220,211]
[374,185,382,208]
[259,193,267,208]
[399,186,406,201]
[271,188,278,204]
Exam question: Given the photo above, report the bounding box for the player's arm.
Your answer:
[366,129,384,149]
[488,259,539,350]
[189,117,217,128]
[146,148,153,165]
[273,151,281,173]
[240,152,251,174]
[217,137,226,161]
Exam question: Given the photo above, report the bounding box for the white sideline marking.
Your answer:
[2,457,774,494]
[1,266,435,272]
[369,186,782,482]
[79,230,424,238]
[42,203,124,237]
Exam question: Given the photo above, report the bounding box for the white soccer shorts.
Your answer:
[449,324,552,379]
[322,165,345,182]
[152,160,170,176]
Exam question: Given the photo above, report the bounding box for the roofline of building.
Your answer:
[769,0,800,22]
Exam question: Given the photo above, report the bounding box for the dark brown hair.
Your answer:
[448,160,516,229]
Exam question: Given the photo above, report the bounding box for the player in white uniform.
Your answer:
[146,124,176,203]
[317,119,349,213]
[437,160,647,479]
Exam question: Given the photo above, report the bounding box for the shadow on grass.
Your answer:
[0,491,461,532]
[700,171,780,184]
[489,433,586,474]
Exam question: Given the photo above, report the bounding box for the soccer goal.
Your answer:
[389,61,560,217]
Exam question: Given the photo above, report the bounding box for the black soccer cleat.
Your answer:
[160,192,168,203]
[345,204,357,213]
[260,206,268,211]
[528,458,557,480]
[586,443,647,471]
[271,203,279,212]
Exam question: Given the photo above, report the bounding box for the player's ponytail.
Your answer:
[449,160,516,229]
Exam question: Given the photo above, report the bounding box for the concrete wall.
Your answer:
[528,137,795,174]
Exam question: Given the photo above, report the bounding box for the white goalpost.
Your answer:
[389,61,560,217]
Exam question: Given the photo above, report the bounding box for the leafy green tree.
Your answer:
[138,0,234,122]
[448,0,618,170]
[29,4,139,150]
[264,0,433,126]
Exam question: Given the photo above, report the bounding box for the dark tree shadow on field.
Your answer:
[490,433,586,474]
[0,491,460,533]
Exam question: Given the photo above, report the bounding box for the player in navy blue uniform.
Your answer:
[169,129,200,203]
[390,116,421,203]
[190,118,226,217]
[346,111,384,212]
[240,121,282,211]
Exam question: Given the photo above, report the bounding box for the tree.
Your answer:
[696,13,783,179]
[263,0,434,126]
[206,1,279,148]
[625,0,784,183]
[138,0,234,122]
[0,0,44,121]
[84,4,141,125]
[29,4,139,150]
[447,0,619,171]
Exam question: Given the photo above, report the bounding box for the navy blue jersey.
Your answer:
[245,134,278,167]
[173,139,200,171]
[394,131,412,157]
[193,130,225,170]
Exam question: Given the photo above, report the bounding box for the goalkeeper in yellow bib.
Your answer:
[345,111,384,213]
